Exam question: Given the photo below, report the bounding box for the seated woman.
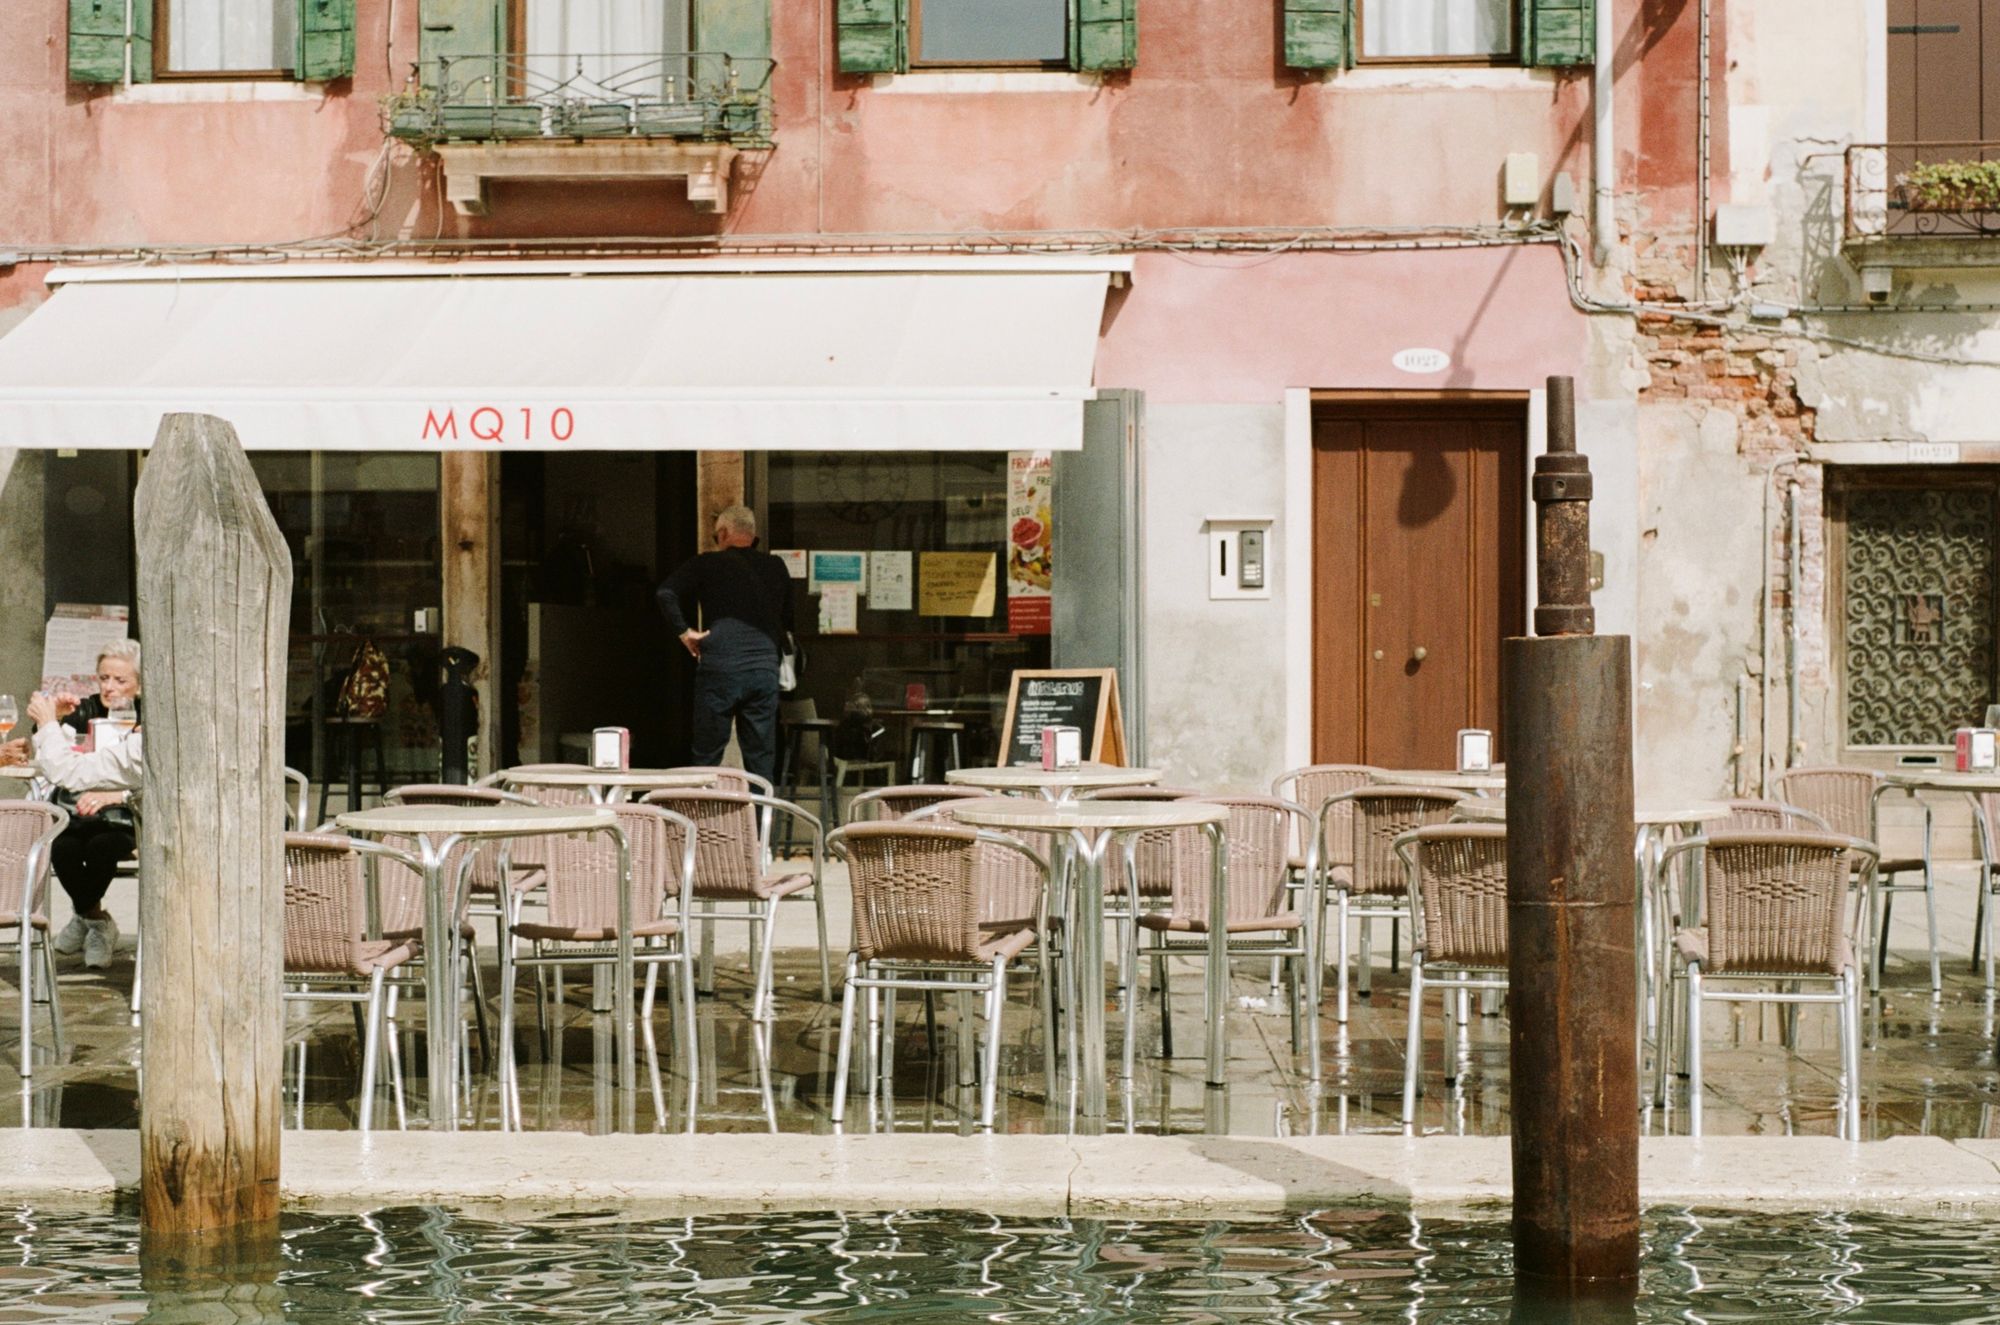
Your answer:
[0,640,144,969]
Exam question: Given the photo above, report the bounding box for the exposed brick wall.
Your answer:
[1633,299,1817,462]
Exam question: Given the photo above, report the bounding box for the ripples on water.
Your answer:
[2,1205,1998,1323]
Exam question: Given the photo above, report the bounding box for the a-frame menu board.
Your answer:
[998,668,1127,766]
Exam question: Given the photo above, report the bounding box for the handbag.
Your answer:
[50,786,137,831]
[337,639,391,719]
[778,632,802,693]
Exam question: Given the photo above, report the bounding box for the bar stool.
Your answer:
[777,717,836,853]
[317,716,390,823]
[908,720,965,782]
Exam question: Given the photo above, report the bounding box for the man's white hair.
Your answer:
[717,505,757,538]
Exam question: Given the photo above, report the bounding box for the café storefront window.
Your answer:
[249,453,444,794]
[763,450,1053,767]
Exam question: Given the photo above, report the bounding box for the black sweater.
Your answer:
[655,546,794,654]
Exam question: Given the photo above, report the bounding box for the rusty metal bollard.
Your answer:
[1503,377,1640,1293]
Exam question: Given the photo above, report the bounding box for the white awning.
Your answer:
[0,257,1125,451]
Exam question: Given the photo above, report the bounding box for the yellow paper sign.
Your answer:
[919,552,998,617]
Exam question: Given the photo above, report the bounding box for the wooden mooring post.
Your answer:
[134,414,293,1261]
[1503,378,1639,1303]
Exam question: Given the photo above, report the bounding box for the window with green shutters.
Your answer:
[837,0,1136,74]
[69,0,354,82]
[1282,0,1592,71]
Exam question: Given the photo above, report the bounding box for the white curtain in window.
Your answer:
[1362,0,1512,58]
[526,0,692,96]
[170,0,295,72]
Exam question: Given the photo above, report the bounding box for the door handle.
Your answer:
[1412,646,1428,662]
[1372,649,1384,660]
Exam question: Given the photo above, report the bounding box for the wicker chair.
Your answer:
[827,821,1052,1131]
[282,832,427,1131]
[1973,793,2000,993]
[642,787,828,1029]
[1127,796,1321,1084]
[1393,824,1509,1130]
[2,802,68,1077]
[496,802,699,1131]
[662,768,830,1002]
[847,784,986,824]
[1660,830,1874,1138]
[1272,766,1380,1002]
[1321,786,1465,1022]
[1773,766,1932,994]
[1717,797,1830,832]
[1273,763,1381,883]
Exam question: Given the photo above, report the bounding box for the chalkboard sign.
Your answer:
[998,668,1127,766]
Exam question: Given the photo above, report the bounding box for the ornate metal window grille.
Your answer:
[1843,483,1997,746]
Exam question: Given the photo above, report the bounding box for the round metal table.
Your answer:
[950,795,1228,1133]
[493,767,716,803]
[946,763,1162,803]
[336,803,617,1130]
[1369,767,1508,794]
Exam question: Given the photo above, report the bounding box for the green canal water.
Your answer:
[2,1204,1996,1321]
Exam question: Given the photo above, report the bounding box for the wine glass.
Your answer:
[0,694,16,746]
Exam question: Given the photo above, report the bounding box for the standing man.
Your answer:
[656,504,793,787]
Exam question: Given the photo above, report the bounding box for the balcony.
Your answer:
[387,51,774,216]
[1844,141,2000,269]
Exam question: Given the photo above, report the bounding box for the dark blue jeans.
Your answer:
[692,662,780,787]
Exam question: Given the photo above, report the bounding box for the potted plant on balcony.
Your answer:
[1896,159,2000,213]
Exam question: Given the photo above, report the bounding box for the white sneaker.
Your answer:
[82,915,119,970]
[51,913,89,956]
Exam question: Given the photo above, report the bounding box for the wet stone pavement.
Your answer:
[6,861,1999,1140]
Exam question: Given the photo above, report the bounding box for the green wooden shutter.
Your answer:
[1072,0,1136,72]
[1283,0,1349,70]
[836,0,905,74]
[297,0,356,80]
[1523,0,1593,67]
[68,0,151,84]
[695,0,772,60]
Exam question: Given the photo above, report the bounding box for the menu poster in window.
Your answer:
[809,551,868,595]
[41,604,130,695]
[870,550,913,611]
[918,552,997,617]
[1006,450,1053,635]
[774,549,808,579]
[998,668,1126,767]
[818,584,860,635]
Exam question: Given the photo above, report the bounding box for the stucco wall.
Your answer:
[1140,403,1287,793]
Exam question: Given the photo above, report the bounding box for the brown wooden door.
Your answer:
[1312,401,1526,768]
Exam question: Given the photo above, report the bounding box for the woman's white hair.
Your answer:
[97,638,142,675]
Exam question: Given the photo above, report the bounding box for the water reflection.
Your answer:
[5,1202,2000,1321]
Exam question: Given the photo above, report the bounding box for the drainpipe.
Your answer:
[123,0,134,84]
[1787,476,1804,770]
[1592,0,1616,263]
[1758,454,1804,795]
[1694,0,1712,300]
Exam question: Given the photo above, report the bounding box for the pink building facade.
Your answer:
[0,0,1663,791]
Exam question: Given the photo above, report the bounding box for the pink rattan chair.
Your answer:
[2,802,68,1076]
[496,802,699,1131]
[1320,786,1465,1022]
[1127,795,1321,1084]
[1773,766,1932,994]
[827,821,1052,1131]
[283,831,426,1131]
[1393,824,1509,1130]
[1659,829,1875,1139]
[642,787,829,1025]
[846,784,986,824]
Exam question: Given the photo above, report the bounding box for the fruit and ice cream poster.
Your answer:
[1006,451,1053,635]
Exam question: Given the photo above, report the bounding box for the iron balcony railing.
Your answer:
[1845,141,2000,241]
[388,51,773,148]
